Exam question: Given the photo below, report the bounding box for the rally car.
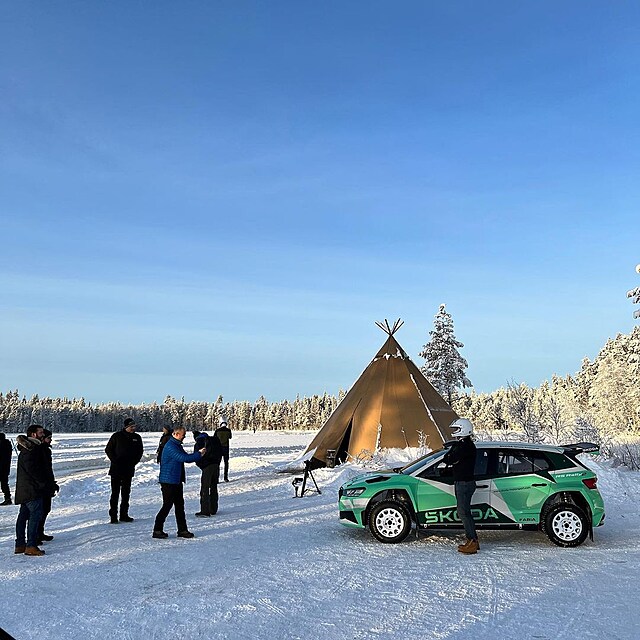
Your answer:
[338,441,605,547]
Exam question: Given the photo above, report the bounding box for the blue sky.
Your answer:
[1,1,638,404]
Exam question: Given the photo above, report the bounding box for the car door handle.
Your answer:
[476,484,489,489]
[531,483,547,487]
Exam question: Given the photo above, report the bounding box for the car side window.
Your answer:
[497,451,550,476]
[418,460,453,479]
[474,449,489,478]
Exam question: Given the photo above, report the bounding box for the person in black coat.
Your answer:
[105,417,143,524]
[156,426,173,464]
[0,432,13,506]
[193,430,223,517]
[37,429,59,544]
[215,417,232,482]
[443,418,479,554]
[14,424,48,556]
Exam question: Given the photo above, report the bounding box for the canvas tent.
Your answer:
[305,320,457,468]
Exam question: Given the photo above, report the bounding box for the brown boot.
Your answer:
[458,539,479,555]
[24,546,45,556]
[14,545,26,554]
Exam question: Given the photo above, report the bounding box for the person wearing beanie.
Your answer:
[193,429,223,518]
[105,417,143,524]
[37,429,59,545]
[214,416,232,482]
[0,432,12,506]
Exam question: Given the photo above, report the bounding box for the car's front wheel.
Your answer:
[368,501,411,543]
[543,502,589,547]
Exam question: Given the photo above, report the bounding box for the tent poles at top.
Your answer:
[375,318,404,336]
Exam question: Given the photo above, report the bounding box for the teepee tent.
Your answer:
[305,319,457,468]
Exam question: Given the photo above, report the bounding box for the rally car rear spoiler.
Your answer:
[561,442,600,456]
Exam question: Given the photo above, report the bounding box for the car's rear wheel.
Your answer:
[368,501,411,543]
[543,502,589,547]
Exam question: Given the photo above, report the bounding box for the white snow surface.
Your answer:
[1,431,640,639]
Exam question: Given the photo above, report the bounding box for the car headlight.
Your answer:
[344,487,366,497]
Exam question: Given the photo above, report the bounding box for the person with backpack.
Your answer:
[193,429,223,517]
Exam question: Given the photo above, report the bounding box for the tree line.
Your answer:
[1,320,638,464]
[0,392,344,434]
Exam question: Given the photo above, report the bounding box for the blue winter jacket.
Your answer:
[159,436,201,484]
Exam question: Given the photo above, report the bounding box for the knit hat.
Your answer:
[124,418,136,427]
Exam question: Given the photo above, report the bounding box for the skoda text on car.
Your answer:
[338,441,605,547]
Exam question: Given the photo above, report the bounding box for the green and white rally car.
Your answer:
[338,441,605,547]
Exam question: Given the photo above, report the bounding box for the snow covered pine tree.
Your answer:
[420,304,472,404]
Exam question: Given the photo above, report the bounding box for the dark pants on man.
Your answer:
[16,497,44,548]
[1,473,10,501]
[221,447,229,481]
[109,476,132,520]
[154,483,187,533]
[454,480,477,541]
[38,494,52,539]
[199,464,219,515]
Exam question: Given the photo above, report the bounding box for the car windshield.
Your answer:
[399,448,447,475]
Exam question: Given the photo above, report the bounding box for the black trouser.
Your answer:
[109,476,132,519]
[0,473,10,499]
[221,447,230,480]
[154,483,187,533]
[199,464,219,515]
[38,494,52,538]
[454,480,478,541]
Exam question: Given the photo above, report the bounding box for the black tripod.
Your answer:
[292,461,321,497]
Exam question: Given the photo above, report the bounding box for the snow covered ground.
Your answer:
[1,431,640,640]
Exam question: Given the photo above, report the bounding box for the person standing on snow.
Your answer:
[37,429,59,545]
[105,417,144,524]
[156,425,173,463]
[14,424,48,556]
[215,416,232,482]
[0,432,13,506]
[443,418,479,555]
[193,429,223,517]
[152,426,206,539]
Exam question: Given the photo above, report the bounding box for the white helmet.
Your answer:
[449,418,474,438]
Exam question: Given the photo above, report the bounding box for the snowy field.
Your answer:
[1,431,640,640]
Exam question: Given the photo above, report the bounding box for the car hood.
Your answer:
[344,469,401,487]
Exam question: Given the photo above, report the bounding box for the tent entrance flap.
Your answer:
[336,419,353,465]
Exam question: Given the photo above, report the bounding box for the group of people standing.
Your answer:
[105,415,232,540]
[6,425,59,556]
[2,416,232,557]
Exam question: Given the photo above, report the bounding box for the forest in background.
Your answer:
[2,326,638,463]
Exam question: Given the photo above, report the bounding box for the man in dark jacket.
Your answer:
[215,416,232,482]
[37,429,59,545]
[105,417,144,524]
[443,418,479,555]
[14,424,48,556]
[0,432,12,506]
[193,430,223,517]
[152,426,205,539]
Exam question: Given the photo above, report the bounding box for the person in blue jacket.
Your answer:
[152,426,205,539]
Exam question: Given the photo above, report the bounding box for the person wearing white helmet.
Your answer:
[444,418,479,554]
[215,416,232,482]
